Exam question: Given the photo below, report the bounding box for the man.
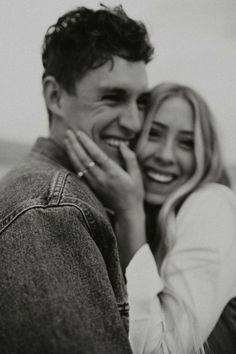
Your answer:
[0,5,153,353]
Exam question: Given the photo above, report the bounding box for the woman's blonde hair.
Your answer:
[136,82,230,353]
[137,82,230,249]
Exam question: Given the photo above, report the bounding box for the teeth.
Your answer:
[104,138,129,148]
[146,171,175,184]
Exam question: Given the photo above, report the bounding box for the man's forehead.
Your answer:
[98,84,149,96]
[99,61,148,92]
[76,56,149,95]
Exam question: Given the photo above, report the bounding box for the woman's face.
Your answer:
[138,96,196,205]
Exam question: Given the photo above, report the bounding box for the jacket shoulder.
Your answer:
[0,156,106,233]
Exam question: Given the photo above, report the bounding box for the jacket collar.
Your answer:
[31,137,75,173]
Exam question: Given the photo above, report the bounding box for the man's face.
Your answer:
[56,56,148,165]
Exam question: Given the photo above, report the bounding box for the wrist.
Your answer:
[116,204,145,221]
[114,208,146,270]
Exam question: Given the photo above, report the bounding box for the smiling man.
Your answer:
[46,56,149,166]
[0,5,153,354]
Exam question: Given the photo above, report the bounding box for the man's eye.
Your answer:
[137,103,146,111]
[102,94,121,103]
[137,98,148,111]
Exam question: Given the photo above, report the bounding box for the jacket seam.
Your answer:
[0,202,93,236]
[48,170,68,205]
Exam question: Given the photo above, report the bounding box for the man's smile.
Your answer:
[103,137,131,148]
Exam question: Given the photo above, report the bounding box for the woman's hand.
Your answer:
[65,130,146,268]
[64,130,144,216]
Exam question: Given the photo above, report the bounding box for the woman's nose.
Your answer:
[155,140,175,164]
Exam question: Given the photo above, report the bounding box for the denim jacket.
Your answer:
[0,137,131,354]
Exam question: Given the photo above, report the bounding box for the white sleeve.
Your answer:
[126,184,236,354]
[126,244,166,354]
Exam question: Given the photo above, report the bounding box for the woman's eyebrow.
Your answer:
[151,121,166,130]
[151,122,194,135]
[179,130,194,136]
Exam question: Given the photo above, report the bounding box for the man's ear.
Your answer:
[43,76,63,116]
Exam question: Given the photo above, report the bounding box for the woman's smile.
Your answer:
[138,96,195,205]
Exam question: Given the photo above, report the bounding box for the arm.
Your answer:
[114,205,146,270]
[1,206,89,352]
[0,205,127,353]
[126,184,236,353]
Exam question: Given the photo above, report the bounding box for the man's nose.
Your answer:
[119,103,142,134]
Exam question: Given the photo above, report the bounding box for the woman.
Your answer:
[65,83,236,353]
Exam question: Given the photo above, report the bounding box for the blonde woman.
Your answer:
[65,83,236,353]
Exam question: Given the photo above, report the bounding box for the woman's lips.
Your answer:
[144,169,177,184]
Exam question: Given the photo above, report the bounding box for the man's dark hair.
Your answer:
[42,5,154,93]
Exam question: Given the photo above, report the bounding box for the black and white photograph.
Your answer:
[0,1,236,353]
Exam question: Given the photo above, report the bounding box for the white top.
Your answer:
[126,183,236,354]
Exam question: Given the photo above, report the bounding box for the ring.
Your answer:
[77,169,88,178]
[86,161,95,169]
[77,161,95,178]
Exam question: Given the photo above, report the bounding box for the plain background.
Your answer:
[1,0,236,169]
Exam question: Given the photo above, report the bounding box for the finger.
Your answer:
[65,137,102,182]
[119,143,140,176]
[64,137,85,172]
[65,133,106,184]
[76,131,115,170]
[66,130,94,168]
[65,130,103,175]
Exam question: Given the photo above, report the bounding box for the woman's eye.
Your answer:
[179,139,194,150]
[148,129,163,140]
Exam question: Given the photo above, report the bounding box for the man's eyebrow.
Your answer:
[99,87,127,95]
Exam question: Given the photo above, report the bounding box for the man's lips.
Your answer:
[102,137,132,148]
